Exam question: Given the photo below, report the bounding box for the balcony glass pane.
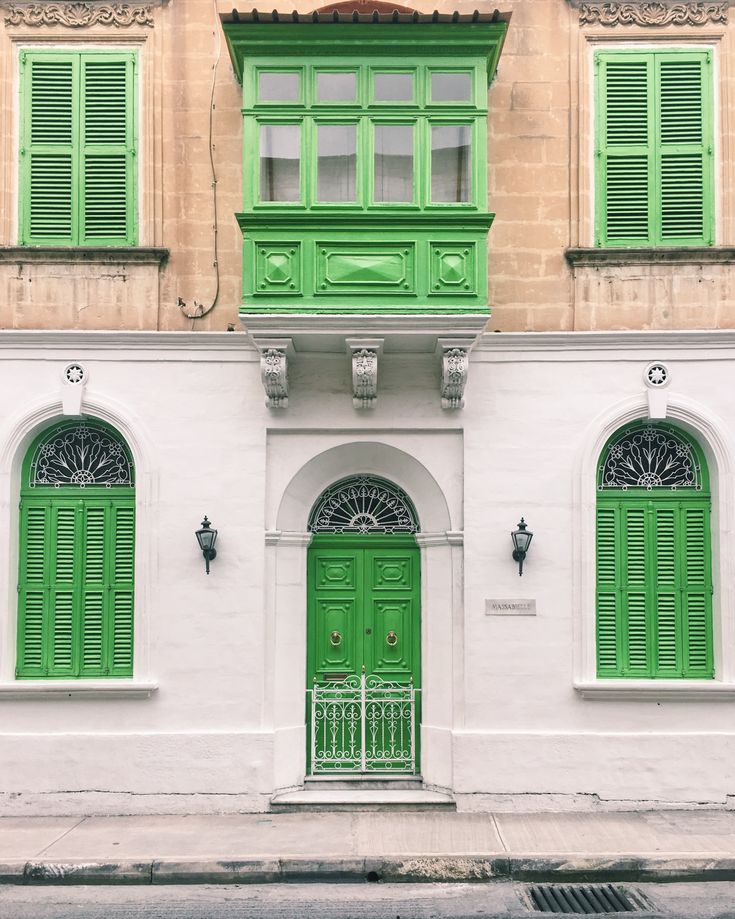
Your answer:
[259,72,300,102]
[318,124,357,202]
[317,71,357,102]
[431,125,471,202]
[374,72,413,102]
[374,124,413,203]
[431,72,472,102]
[259,124,300,202]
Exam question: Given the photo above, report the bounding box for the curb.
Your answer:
[4,855,735,885]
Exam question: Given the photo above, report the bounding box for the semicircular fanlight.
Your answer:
[309,474,419,534]
[599,423,701,491]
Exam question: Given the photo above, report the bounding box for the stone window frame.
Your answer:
[572,24,732,252]
[0,24,163,249]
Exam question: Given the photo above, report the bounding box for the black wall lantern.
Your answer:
[511,517,533,576]
[195,516,218,574]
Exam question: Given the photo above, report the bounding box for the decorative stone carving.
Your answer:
[440,347,469,410]
[260,348,289,409]
[644,361,671,420]
[4,3,155,28]
[578,2,728,26]
[351,349,379,409]
[346,338,383,410]
[61,361,88,416]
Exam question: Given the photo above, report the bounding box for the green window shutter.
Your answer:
[19,51,136,246]
[596,56,653,246]
[596,50,713,247]
[17,503,50,676]
[80,503,107,674]
[595,504,620,674]
[681,505,713,677]
[20,54,78,245]
[657,53,713,245]
[49,503,80,676]
[652,505,679,675]
[109,503,135,675]
[81,55,137,244]
[622,505,649,675]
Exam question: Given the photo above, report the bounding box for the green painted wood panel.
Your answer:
[307,534,421,770]
[16,496,135,679]
[595,49,713,247]
[595,498,713,679]
[19,50,137,246]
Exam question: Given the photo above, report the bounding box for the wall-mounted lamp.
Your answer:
[195,516,218,575]
[511,517,533,576]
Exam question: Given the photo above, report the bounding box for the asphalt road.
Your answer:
[2,882,735,918]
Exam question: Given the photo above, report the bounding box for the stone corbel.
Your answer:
[438,338,472,410]
[254,338,293,409]
[346,338,383,409]
[61,361,88,416]
[644,361,671,420]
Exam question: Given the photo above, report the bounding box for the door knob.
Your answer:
[330,630,342,647]
[386,630,398,647]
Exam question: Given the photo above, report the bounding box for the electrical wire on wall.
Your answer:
[178,0,222,325]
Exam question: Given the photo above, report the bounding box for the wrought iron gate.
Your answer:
[309,670,418,774]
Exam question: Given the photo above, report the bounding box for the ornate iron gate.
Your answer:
[309,669,418,774]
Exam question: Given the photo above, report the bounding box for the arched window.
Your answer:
[16,420,135,679]
[308,474,419,534]
[596,422,713,679]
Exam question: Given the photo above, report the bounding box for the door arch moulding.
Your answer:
[265,439,463,794]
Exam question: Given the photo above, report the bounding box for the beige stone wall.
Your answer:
[0,0,733,332]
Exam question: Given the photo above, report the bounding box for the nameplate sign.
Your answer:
[486,599,536,616]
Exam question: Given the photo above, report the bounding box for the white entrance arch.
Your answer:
[266,440,462,793]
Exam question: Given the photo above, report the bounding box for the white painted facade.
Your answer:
[1,328,735,814]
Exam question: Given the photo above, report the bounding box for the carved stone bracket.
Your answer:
[3,3,156,28]
[577,2,728,26]
[438,339,472,410]
[254,339,292,409]
[346,338,383,409]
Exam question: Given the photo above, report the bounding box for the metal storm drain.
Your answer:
[526,884,649,914]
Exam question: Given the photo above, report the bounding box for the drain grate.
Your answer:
[526,884,648,914]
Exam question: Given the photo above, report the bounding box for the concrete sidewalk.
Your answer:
[2,810,735,885]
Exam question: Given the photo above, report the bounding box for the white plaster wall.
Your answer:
[2,330,735,812]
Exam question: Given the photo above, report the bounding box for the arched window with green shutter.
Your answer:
[16,420,136,679]
[596,422,713,679]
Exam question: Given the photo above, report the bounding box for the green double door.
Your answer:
[307,534,421,773]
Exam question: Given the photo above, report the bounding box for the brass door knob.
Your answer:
[386,630,398,647]
[330,630,342,647]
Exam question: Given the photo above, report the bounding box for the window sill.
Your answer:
[574,680,735,702]
[0,680,158,700]
[565,247,735,268]
[0,247,169,265]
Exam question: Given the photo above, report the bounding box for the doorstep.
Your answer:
[270,778,456,812]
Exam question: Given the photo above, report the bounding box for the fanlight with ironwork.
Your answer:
[309,474,419,533]
[29,421,134,488]
[599,424,701,491]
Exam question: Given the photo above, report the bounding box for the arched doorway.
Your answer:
[306,474,421,774]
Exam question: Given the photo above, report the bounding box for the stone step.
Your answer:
[270,787,456,812]
[304,775,424,791]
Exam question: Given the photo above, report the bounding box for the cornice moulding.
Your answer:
[3,2,156,28]
[575,2,729,27]
[474,329,735,355]
[0,330,258,356]
[566,247,735,267]
[0,246,168,264]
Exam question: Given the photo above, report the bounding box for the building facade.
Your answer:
[1,0,735,815]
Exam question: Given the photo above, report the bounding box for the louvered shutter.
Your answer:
[621,504,649,675]
[109,502,135,676]
[597,56,653,246]
[81,55,136,244]
[20,53,78,245]
[80,503,107,674]
[46,502,81,676]
[657,53,713,245]
[595,503,620,675]
[652,505,680,676]
[17,503,50,676]
[19,51,136,246]
[596,50,713,247]
[681,504,713,677]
